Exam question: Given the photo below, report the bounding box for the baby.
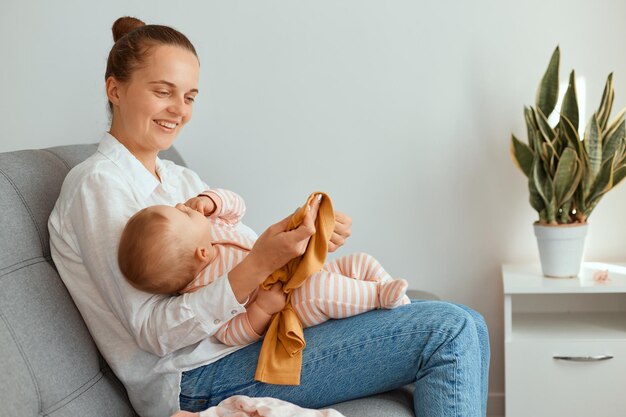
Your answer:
[118,189,410,345]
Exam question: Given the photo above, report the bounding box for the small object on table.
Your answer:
[593,269,609,283]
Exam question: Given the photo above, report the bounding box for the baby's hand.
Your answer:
[255,283,287,315]
[185,196,216,216]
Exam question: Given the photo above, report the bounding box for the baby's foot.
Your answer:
[378,279,409,309]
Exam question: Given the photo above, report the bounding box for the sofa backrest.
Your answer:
[0,144,185,417]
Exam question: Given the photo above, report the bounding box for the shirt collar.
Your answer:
[97,132,165,198]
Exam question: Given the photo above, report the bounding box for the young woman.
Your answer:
[48,16,490,417]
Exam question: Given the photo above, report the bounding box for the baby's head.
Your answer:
[118,204,213,294]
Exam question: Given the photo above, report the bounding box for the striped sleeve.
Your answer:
[198,188,246,226]
[214,312,262,346]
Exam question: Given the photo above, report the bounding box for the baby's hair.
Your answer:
[105,16,199,113]
[118,207,197,294]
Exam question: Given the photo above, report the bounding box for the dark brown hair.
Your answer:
[118,207,197,294]
[105,16,199,112]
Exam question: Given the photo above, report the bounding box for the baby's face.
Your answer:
[152,204,213,246]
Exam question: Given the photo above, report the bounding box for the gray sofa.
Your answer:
[0,143,427,417]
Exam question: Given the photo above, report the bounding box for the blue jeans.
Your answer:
[180,300,490,417]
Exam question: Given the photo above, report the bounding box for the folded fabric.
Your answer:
[254,192,335,385]
[198,396,345,417]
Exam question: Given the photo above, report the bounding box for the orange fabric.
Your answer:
[254,192,335,385]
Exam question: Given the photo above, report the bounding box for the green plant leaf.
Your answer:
[574,185,586,220]
[524,106,538,151]
[573,147,590,220]
[534,107,557,142]
[529,179,545,215]
[613,164,626,188]
[597,73,614,130]
[585,155,614,214]
[565,166,582,211]
[616,140,626,167]
[554,147,580,206]
[533,156,554,206]
[584,114,603,180]
[543,142,556,175]
[604,107,626,137]
[602,119,625,162]
[553,125,567,158]
[510,135,534,177]
[536,46,560,118]
[560,70,579,131]
[559,115,584,157]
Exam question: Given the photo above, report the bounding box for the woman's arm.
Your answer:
[227,198,321,303]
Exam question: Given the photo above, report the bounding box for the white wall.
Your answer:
[4,1,626,414]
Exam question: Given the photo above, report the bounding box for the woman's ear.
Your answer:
[106,76,123,106]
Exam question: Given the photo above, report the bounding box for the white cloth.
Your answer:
[48,133,258,417]
[198,396,346,417]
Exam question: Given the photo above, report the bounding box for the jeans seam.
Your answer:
[303,329,451,366]
[452,336,458,417]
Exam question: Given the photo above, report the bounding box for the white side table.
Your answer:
[503,263,626,417]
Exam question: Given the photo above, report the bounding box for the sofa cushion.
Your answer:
[0,145,183,417]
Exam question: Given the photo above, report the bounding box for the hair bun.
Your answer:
[112,16,146,42]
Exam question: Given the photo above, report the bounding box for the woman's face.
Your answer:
[109,45,200,154]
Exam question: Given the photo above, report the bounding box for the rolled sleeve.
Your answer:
[186,274,247,330]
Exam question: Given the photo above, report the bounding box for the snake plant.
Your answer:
[510,46,626,225]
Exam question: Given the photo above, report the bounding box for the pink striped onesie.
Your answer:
[181,189,410,346]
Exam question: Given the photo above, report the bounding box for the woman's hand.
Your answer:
[246,196,322,277]
[184,195,216,216]
[328,210,352,252]
[227,196,321,302]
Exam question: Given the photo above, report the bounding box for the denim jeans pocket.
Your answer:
[179,369,213,411]
[179,393,211,412]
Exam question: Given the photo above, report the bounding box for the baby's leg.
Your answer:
[323,252,410,306]
[290,271,408,328]
[322,252,392,282]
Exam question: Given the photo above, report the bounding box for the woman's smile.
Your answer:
[153,119,179,132]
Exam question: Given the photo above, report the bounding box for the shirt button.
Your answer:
[213,319,220,325]
[231,309,238,315]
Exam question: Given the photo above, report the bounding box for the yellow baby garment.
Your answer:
[254,192,335,385]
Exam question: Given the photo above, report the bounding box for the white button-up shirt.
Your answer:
[48,133,256,417]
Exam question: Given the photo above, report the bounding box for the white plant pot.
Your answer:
[533,223,588,278]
